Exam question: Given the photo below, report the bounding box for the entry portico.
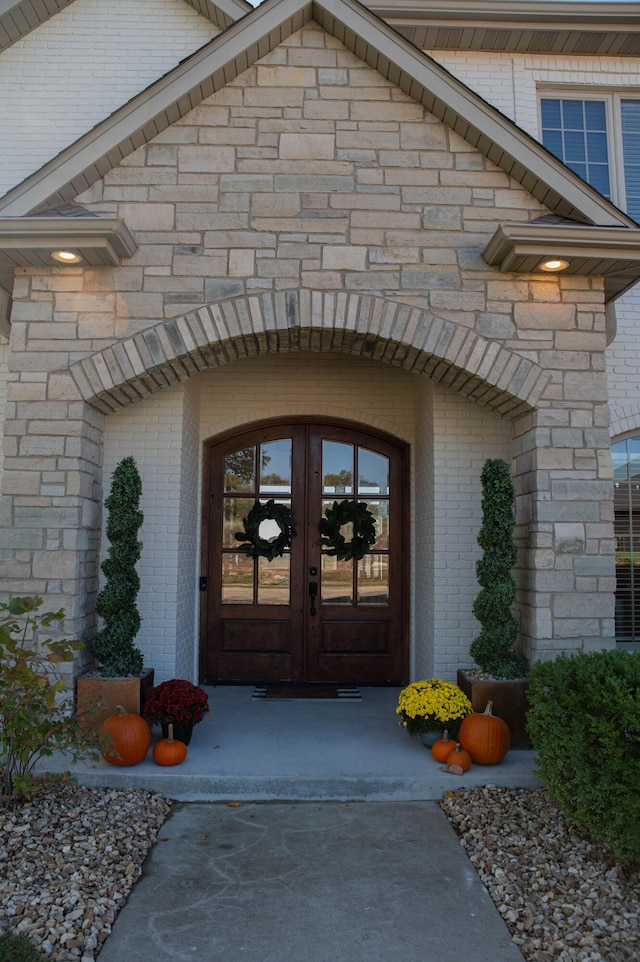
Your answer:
[1,0,639,689]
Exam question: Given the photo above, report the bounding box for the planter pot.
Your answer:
[457,669,532,749]
[76,668,155,731]
[419,731,440,748]
[160,721,194,746]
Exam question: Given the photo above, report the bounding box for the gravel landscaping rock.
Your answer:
[1,783,638,961]
[441,786,640,962]
[0,785,173,961]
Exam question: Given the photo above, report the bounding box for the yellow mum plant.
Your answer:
[396,678,473,737]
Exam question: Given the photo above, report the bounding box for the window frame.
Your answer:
[538,88,640,217]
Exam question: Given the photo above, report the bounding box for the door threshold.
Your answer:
[252,684,362,700]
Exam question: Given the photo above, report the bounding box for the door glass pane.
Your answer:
[367,501,389,550]
[357,554,389,606]
[221,554,253,604]
[321,555,353,605]
[225,447,255,492]
[358,448,389,496]
[260,439,292,494]
[258,555,290,605]
[223,498,254,547]
[322,441,354,495]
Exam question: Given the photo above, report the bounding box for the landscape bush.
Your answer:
[0,933,48,962]
[0,596,102,806]
[527,649,640,862]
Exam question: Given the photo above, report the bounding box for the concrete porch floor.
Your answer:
[44,685,543,801]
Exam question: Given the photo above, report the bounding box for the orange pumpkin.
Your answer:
[153,723,188,767]
[446,743,472,772]
[431,730,458,763]
[101,705,151,766]
[458,701,510,765]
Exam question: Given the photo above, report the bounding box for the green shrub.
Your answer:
[0,596,103,806]
[527,649,640,862]
[91,455,145,677]
[470,458,526,679]
[0,933,49,962]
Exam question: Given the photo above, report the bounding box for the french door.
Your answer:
[200,419,408,684]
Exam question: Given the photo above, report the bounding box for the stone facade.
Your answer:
[0,8,625,683]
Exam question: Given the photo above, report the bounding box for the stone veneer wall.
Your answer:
[427,47,640,448]
[0,23,615,678]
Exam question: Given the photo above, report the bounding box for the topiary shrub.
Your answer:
[91,456,144,677]
[470,458,526,679]
[527,649,640,863]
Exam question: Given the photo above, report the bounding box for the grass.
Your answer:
[0,933,49,962]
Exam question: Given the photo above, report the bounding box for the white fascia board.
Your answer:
[367,0,640,28]
[0,0,635,229]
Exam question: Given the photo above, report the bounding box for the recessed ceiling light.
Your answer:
[51,249,82,264]
[539,257,569,273]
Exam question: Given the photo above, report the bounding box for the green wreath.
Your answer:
[234,499,297,562]
[316,499,377,562]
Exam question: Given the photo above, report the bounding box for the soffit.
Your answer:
[367,1,640,57]
[0,0,634,232]
[484,222,640,302]
[0,216,138,267]
[0,0,250,52]
[0,0,75,53]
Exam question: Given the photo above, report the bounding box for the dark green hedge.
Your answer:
[527,649,640,862]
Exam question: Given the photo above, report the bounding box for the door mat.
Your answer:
[252,685,361,700]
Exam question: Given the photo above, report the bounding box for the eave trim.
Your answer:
[0,0,635,230]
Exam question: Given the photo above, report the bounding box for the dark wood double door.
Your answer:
[201,419,408,685]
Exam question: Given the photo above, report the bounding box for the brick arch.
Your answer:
[610,404,640,441]
[68,290,551,417]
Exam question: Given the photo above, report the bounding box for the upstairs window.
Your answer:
[613,437,640,645]
[540,94,640,222]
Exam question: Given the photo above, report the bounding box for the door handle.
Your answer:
[308,580,318,616]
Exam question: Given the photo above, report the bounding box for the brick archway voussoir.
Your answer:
[68,290,551,417]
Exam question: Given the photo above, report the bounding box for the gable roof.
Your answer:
[0,0,251,53]
[367,0,640,57]
[0,0,635,229]
[2,0,640,326]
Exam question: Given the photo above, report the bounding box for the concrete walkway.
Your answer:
[47,685,542,801]
[48,686,539,961]
[97,800,525,962]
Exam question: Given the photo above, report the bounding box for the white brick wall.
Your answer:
[0,0,217,197]
[418,382,511,681]
[430,50,640,137]
[101,383,190,681]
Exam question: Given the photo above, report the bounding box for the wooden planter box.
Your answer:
[76,668,155,731]
[457,669,532,749]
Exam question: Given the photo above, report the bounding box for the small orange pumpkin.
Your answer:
[153,723,188,767]
[431,730,458,763]
[446,743,472,772]
[101,706,151,766]
[458,701,510,765]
